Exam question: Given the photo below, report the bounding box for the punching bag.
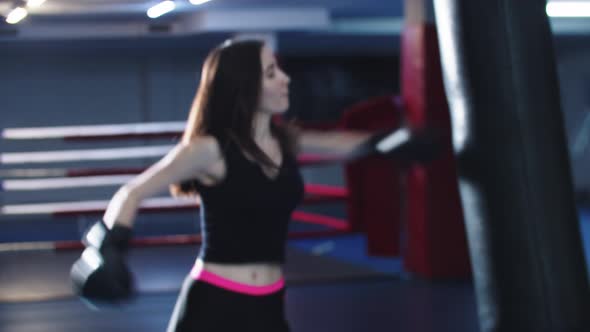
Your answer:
[433,0,590,331]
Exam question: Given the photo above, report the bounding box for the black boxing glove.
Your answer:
[351,127,442,163]
[70,220,134,308]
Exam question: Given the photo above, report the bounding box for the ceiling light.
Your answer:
[27,0,46,8]
[189,0,212,5]
[6,7,28,24]
[147,1,176,19]
[546,1,590,17]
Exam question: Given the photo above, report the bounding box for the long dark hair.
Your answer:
[170,39,296,197]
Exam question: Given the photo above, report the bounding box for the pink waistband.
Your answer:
[191,265,285,296]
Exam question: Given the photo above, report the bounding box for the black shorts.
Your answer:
[166,274,290,332]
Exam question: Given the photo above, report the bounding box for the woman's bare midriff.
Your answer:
[194,258,284,286]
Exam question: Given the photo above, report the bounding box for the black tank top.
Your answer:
[191,137,304,264]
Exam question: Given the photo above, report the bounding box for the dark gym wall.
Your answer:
[0,34,588,208]
[0,41,399,239]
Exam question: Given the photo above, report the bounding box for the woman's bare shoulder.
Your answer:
[183,135,222,160]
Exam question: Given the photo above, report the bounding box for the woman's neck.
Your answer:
[252,111,273,144]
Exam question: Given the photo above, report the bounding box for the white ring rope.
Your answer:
[0,196,199,216]
[0,145,174,164]
[2,175,134,191]
[2,121,185,140]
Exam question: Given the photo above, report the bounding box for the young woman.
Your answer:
[71,38,430,332]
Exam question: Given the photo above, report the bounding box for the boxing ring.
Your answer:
[0,121,354,251]
[0,118,411,306]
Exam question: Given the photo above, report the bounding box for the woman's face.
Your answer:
[258,45,291,114]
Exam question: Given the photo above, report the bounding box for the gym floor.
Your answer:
[0,209,588,332]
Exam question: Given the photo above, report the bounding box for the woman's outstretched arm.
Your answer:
[298,127,440,162]
[102,136,220,229]
[298,129,372,159]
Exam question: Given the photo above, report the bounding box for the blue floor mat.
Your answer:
[289,234,402,275]
[290,208,590,278]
